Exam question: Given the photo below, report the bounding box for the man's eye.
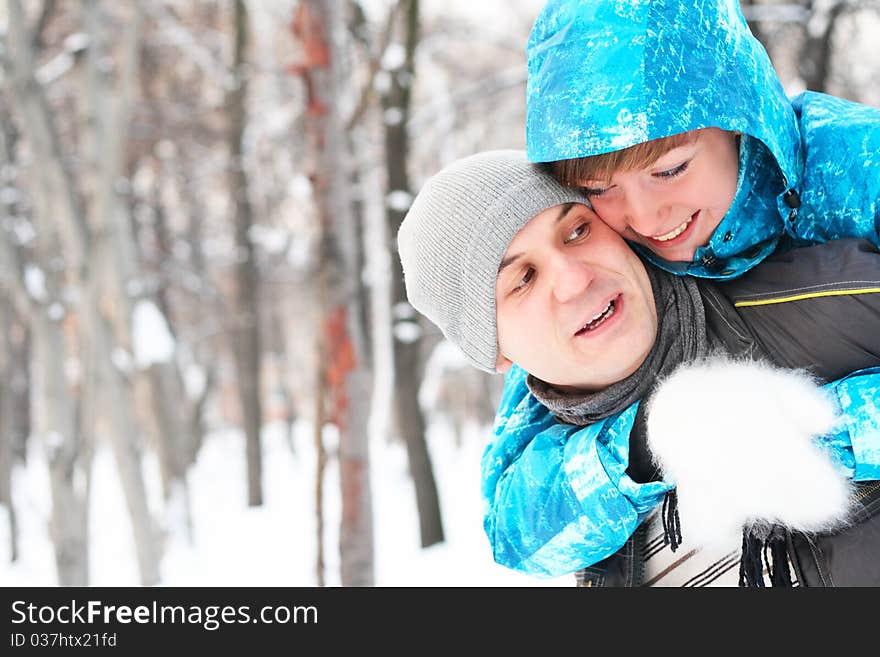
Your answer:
[513,267,535,291]
[564,222,591,243]
[655,161,690,179]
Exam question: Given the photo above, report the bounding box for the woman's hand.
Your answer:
[646,355,853,548]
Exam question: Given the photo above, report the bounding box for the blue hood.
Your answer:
[526,0,802,189]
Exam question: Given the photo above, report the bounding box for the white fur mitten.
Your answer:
[646,356,853,549]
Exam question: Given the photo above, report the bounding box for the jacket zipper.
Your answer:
[853,480,880,505]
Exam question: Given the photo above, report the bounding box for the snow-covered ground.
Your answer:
[0,412,571,588]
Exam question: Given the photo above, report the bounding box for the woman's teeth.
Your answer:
[654,217,693,242]
[578,300,615,334]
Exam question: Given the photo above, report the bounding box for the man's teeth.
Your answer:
[654,217,693,242]
[579,301,615,333]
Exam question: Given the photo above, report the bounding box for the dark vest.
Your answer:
[580,239,880,587]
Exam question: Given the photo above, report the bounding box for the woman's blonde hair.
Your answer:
[549,131,698,188]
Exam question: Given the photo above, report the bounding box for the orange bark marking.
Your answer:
[324,306,355,427]
[289,3,330,117]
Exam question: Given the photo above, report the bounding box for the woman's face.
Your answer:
[578,128,741,263]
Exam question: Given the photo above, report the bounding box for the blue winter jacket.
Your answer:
[483,0,880,578]
[525,0,880,278]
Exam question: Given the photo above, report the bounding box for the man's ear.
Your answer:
[495,353,513,374]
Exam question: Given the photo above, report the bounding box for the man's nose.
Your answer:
[551,254,594,304]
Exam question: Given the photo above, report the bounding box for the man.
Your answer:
[398,149,880,586]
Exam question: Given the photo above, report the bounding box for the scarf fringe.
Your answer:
[660,492,794,587]
[661,489,682,552]
[738,525,793,587]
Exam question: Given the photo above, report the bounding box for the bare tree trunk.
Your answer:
[179,154,215,465]
[81,0,163,585]
[144,361,194,543]
[0,100,31,472]
[134,187,195,541]
[382,0,444,548]
[88,314,160,585]
[799,0,848,92]
[0,296,21,563]
[267,308,297,452]
[296,0,375,586]
[0,101,26,565]
[7,0,161,585]
[228,0,264,507]
[5,0,92,586]
[134,72,198,536]
[7,322,31,470]
[741,0,852,94]
[33,313,91,586]
[0,191,92,586]
[313,331,327,587]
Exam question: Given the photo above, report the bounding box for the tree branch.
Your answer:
[32,0,59,51]
[345,0,401,131]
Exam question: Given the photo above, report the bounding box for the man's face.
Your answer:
[578,128,740,263]
[494,203,657,391]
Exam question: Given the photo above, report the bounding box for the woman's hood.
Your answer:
[525,0,802,188]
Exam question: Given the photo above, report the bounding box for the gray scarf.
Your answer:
[527,266,708,425]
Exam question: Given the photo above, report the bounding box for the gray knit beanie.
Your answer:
[397,150,588,372]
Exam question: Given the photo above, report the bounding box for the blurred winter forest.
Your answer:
[0,0,878,587]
